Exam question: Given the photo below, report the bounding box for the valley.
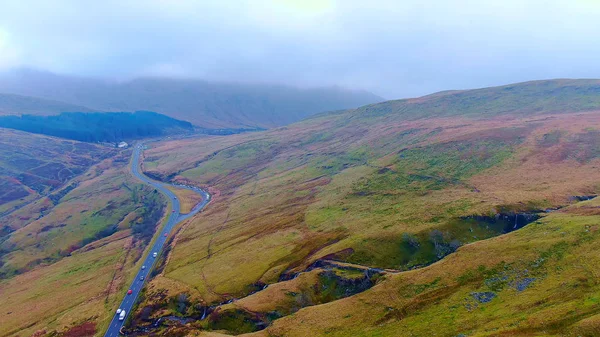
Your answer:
[104,143,210,337]
[2,79,600,337]
[116,80,600,336]
[3,3,600,337]
[0,134,170,336]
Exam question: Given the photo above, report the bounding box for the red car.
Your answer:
[164,233,168,237]
[127,289,133,295]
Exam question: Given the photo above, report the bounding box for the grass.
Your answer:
[166,185,204,214]
[0,206,171,337]
[12,80,600,336]
[356,79,600,119]
[0,135,172,337]
[0,128,116,215]
[0,223,158,337]
[261,207,600,337]
[133,101,600,336]
[0,151,141,277]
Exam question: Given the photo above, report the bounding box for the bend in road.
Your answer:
[104,143,210,337]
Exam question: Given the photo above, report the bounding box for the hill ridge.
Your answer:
[355,78,600,120]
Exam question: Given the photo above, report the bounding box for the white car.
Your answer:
[153,252,158,258]
[142,265,145,270]
[116,308,122,314]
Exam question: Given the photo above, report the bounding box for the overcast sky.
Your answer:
[1,0,599,98]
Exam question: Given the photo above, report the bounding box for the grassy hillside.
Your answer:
[0,144,169,337]
[355,79,600,119]
[0,128,117,215]
[0,150,149,277]
[262,201,600,337]
[0,69,383,128]
[129,80,600,336]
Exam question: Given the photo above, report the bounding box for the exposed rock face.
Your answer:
[571,195,598,202]
[461,212,541,233]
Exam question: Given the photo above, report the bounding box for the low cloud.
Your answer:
[1,0,600,98]
[0,28,20,70]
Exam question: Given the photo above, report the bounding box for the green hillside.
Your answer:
[128,79,600,337]
[0,129,117,216]
[4,79,600,337]
[0,142,167,337]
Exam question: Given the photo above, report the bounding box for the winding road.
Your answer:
[104,143,210,337]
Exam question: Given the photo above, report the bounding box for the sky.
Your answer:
[1,0,600,98]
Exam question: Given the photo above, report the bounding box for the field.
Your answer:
[130,80,600,336]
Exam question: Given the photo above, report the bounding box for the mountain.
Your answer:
[5,79,600,337]
[0,93,95,116]
[0,69,383,128]
[131,79,600,336]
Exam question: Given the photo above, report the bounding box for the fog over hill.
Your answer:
[0,69,383,128]
[0,93,95,116]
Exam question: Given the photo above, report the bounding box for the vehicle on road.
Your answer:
[103,142,209,337]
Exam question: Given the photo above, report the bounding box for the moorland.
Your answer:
[133,79,600,336]
[3,79,600,337]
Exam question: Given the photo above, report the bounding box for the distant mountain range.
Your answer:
[0,69,383,128]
